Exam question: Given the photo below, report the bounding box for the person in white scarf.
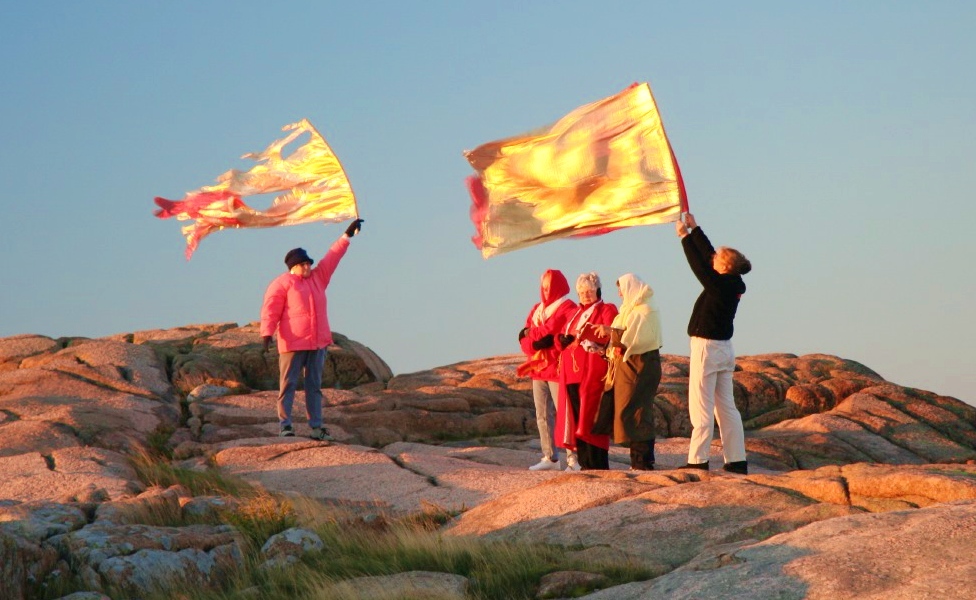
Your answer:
[593,273,662,470]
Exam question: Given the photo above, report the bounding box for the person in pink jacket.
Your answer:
[518,269,577,470]
[261,218,363,440]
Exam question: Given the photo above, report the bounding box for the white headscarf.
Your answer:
[616,273,652,316]
[612,273,662,360]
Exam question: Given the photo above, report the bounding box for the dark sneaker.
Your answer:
[279,425,295,437]
[309,427,333,441]
[680,462,709,470]
[723,461,748,474]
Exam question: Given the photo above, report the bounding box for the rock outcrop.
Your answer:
[107,322,393,393]
[579,499,976,600]
[0,324,973,599]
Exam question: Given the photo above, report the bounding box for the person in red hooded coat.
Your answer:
[554,272,617,470]
[518,269,577,470]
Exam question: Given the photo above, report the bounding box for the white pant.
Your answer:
[532,379,559,461]
[687,337,746,464]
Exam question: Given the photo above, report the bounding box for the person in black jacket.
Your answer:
[676,213,752,474]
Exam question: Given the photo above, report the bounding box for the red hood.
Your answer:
[540,269,570,306]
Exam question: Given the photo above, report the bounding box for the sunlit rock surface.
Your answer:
[0,325,973,599]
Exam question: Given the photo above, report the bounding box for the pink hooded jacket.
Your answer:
[260,235,350,353]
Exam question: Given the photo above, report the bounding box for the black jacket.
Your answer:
[682,227,745,340]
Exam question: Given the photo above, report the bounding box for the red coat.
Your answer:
[555,301,618,451]
[518,270,576,382]
[260,235,349,353]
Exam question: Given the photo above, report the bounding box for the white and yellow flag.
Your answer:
[155,119,358,259]
[464,83,687,258]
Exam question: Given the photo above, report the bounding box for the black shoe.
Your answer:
[628,463,655,471]
[279,425,295,437]
[680,462,709,470]
[629,442,655,471]
[723,461,748,474]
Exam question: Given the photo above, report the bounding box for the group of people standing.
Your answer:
[257,211,752,475]
[518,213,752,474]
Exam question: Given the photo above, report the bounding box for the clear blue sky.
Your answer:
[2,2,973,404]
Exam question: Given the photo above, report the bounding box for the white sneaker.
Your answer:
[529,458,561,471]
[565,455,582,472]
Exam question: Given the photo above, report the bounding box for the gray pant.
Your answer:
[277,348,327,429]
[532,379,559,461]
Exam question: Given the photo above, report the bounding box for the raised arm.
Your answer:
[677,213,722,288]
[309,218,362,287]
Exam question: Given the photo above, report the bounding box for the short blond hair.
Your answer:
[718,247,752,275]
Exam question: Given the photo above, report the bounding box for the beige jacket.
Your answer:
[610,273,662,361]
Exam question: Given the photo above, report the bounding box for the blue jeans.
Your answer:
[277,348,327,429]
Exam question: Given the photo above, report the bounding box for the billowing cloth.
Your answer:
[464,82,687,258]
[155,119,358,259]
[555,300,618,451]
[517,270,576,381]
[260,235,349,353]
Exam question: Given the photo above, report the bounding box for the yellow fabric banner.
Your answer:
[464,83,686,258]
[155,119,358,259]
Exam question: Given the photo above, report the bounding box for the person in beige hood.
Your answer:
[592,273,662,470]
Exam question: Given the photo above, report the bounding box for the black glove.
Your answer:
[345,218,364,237]
[262,336,272,353]
[557,334,575,347]
[518,327,529,341]
[531,334,554,351]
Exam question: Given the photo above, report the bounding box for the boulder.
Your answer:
[323,570,469,600]
[0,447,141,503]
[614,500,976,600]
[0,501,89,542]
[50,523,244,594]
[446,463,976,570]
[538,570,609,598]
[260,527,324,567]
[140,323,392,393]
[19,339,174,399]
[0,528,60,600]
[0,334,61,371]
[0,338,181,458]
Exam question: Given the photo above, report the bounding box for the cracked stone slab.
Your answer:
[213,439,446,514]
[0,447,140,503]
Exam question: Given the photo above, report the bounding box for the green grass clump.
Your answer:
[130,451,251,497]
[217,502,654,600]
[127,452,299,548]
[145,425,176,459]
[67,453,657,600]
[222,492,299,550]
